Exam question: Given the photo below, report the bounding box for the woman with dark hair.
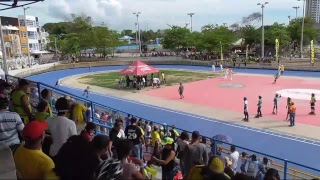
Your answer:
[176,131,189,176]
[264,168,280,180]
[114,139,145,179]
[152,137,176,180]
[45,135,100,180]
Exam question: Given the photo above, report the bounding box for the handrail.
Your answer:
[5,72,320,179]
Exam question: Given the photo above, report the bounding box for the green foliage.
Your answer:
[162,26,191,49]
[42,14,123,57]
[287,17,318,45]
[201,25,237,52]
[264,23,291,46]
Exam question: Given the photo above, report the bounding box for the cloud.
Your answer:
[15,0,303,31]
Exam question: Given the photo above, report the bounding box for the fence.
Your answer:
[5,74,320,179]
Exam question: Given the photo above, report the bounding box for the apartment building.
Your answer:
[18,15,41,53]
[306,0,320,23]
[0,16,22,57]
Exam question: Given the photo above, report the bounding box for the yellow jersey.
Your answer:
[67,103,87,124]
[14,145,55,179]
[151,131,160,146]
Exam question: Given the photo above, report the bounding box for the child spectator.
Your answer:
[80,122,96,142]
[34,100,51,121]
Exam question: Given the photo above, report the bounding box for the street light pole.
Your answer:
[257,2,268,60]
[288,15,291,24]
[298,0,305,58]
[187,13,195,32]
[292,6,300,18]
[23,7,31,67]
[133,12,142,56]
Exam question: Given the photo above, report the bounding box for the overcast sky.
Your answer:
[1,0,303,31]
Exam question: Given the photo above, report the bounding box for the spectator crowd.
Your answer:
[0,78,283,180]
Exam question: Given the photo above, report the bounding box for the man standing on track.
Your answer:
[178,83,184,99]
[289,102,296,127]
[243,97,249,122]
[212,64,215,72]
[255,96,262,118]
[83,86,90,98]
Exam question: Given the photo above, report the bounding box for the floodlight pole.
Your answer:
[187,13,195,32]
[257,2,268,61]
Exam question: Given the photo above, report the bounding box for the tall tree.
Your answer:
[264,23,291,47]
[162,26,191,50]
[287,17,318,45]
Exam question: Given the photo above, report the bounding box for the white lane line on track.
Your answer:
[59,84,320,147]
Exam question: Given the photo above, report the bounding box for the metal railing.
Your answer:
[5,74,320,179]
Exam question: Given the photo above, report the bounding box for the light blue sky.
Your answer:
[1,0,303,31]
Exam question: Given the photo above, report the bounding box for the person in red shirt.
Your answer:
[80,122,96,141]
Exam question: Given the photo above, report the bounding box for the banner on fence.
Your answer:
[275,39,279,64]
[311,40,315,64]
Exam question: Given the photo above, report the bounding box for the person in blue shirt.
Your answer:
[272,94,281,115]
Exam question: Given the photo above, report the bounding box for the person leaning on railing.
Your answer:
[11,79,33,124]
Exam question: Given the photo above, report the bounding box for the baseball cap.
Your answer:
[192,131,200,139]
[161,137,174,145]
[208,156,225,173]
[23,121,48,140]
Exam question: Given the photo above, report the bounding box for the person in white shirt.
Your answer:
[0,97,24,148]
[152,77,157,89]
[47,97,77,157]
[220,64,223,71]
[243,97,249,122]
[212,64,215,72]
[142,77,146,88]
[229,145,240,172]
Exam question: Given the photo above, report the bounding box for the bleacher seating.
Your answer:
[1,74,320,180]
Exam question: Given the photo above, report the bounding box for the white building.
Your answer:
[18,15,41,52]
[306,0,320,23]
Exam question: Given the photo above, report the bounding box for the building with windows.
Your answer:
[306,0,320,23]
[18,15,42,53]
[0,16,22,57]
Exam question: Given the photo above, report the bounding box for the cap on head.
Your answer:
[55,97,69,113]
[161,137,174,146]
[23,121,48,140]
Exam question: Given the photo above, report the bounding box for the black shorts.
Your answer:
[311,102,315,107]
[281,71,284,75]
[179,91,183,95]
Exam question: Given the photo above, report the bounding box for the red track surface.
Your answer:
[143,74,320,126]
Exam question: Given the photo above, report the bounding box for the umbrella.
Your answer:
[212,134,232,144]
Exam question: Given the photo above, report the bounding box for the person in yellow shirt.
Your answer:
[14,121,54,179]
[280,65,285,76]
[34,100,51,121]
[309,93,316,115]
[151,125,161,147]
[11,79,33,124]
[161,72,166,84]
[41,88,53,116]
[65,96,87,131]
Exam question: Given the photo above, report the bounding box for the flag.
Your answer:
[220,41,223,61]
[246,44,249,61]
[275,39,279,64]
[311,40,315,64]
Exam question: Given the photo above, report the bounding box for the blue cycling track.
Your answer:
[27,65,320,171]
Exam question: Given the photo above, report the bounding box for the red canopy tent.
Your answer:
[119,61,159,76]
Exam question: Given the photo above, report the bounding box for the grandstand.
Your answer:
[1,62,320,179]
